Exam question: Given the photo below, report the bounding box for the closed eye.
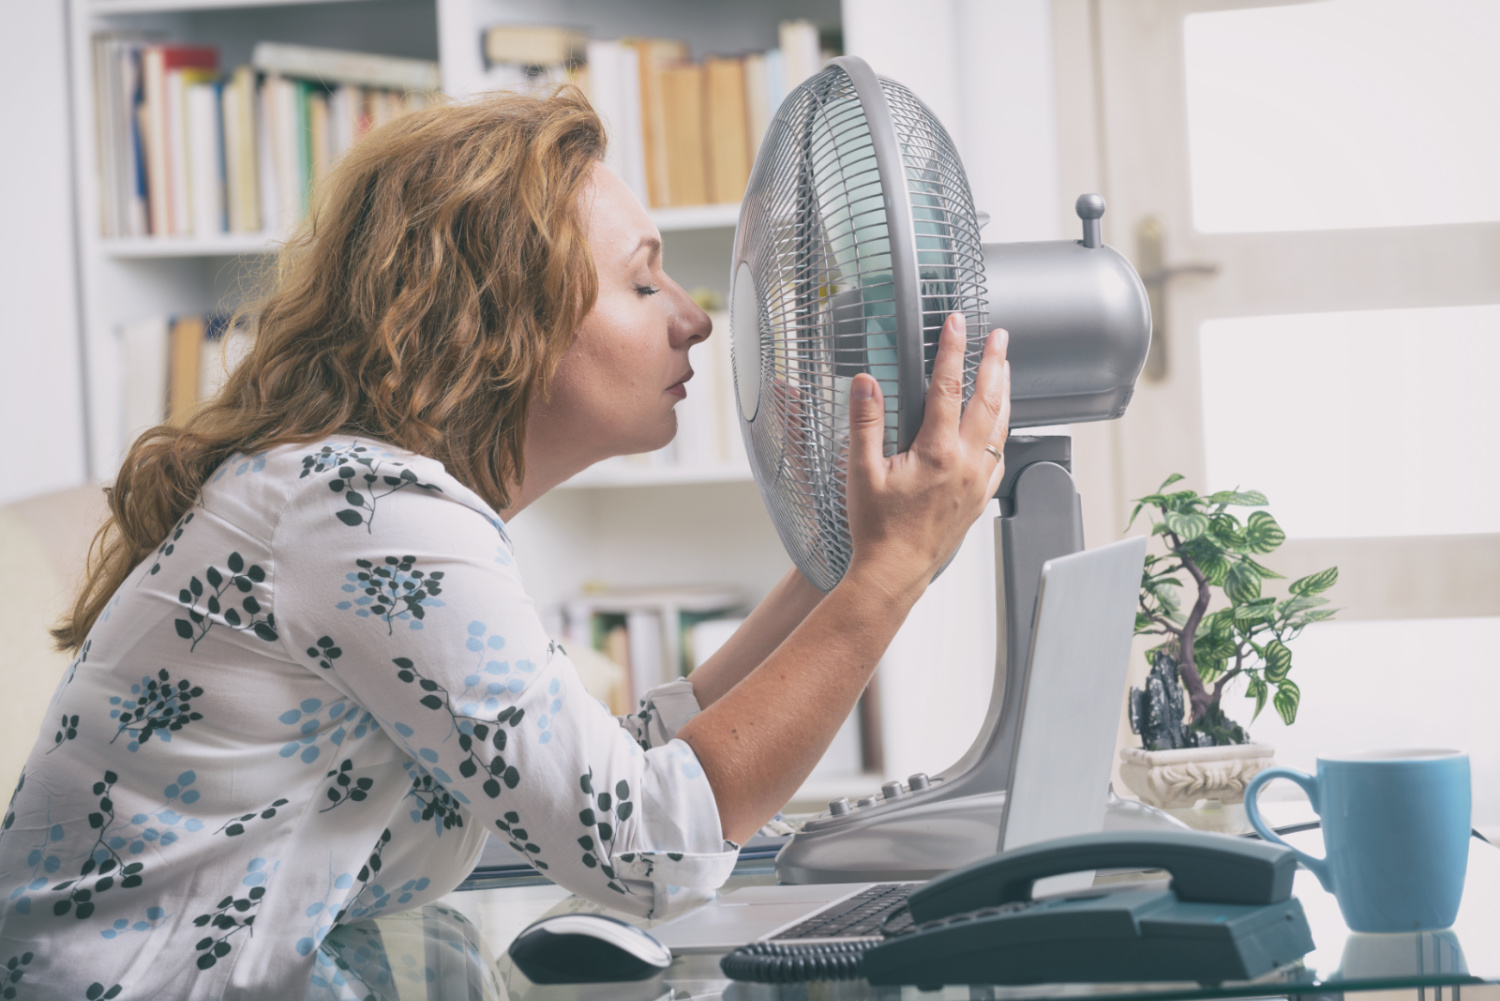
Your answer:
[634,284,661,296]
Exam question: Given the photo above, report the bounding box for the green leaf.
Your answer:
[1204,609,1235,638]
[1289,566,1339,596]
[1134,612,1155,634]
[1273,680,1301,725]
[1216,489,1268,507]
[1208,514,1244,549]
[1245,674,1269,721]
[1224,562,1262,604]
[1240,555,1286,580]
[1158,586,1182,621]
[1233,597,1276,624]
[1301,609,1339,623]
[1165,510,1209,541]
[1279,594,1329,617]
[1196,552,1231,586]
[1244,511,1286,553]
[1157,473,1186,492]
[1263,639,1292,682]
[1165,490,1201,513]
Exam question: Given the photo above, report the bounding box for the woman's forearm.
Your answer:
[676,563,923,844]
[685,565,825,710]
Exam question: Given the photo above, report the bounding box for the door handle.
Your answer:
[1136,216,1220,381]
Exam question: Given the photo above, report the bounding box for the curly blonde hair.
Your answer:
[55,87,606,651]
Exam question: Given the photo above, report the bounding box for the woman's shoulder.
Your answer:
[200,435,511,549]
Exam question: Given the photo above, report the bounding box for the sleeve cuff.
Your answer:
[639,678,704,744]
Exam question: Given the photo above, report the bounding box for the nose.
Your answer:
[668,277,712,349]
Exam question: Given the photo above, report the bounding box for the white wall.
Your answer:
[0,1,89,505]
[844,0,1063,243]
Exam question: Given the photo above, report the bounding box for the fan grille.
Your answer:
[731,60,988,592]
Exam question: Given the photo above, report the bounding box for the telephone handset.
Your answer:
[862,830,1316,989]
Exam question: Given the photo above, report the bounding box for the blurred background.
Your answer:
[2,0,1496,831]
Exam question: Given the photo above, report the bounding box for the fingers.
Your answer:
[919,313,969,440]
[846,372,887,488]
[960,327,1011,454]
[983,360,1013,498]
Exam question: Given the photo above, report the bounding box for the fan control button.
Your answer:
[907,772,932,791]
[828,797,851,817]
[857,796,879,809]
[881,781,905,800]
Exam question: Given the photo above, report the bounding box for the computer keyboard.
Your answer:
[770,883,916,941]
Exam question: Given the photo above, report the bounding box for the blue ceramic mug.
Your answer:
[1244,749,1471,933]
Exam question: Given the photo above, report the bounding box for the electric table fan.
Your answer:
[729,56,1155,883]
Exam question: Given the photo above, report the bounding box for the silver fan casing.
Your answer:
[729,56,989,593]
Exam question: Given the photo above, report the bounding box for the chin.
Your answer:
[613,415,677,459]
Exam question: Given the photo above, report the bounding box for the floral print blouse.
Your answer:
[0,437,736,999]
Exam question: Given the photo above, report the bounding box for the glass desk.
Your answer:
[351,829,1500,1001]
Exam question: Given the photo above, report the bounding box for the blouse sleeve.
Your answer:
[271,462,737,919]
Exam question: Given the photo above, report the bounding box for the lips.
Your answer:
[667,369,694,396]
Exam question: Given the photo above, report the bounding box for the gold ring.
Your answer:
[983,443,1003,462]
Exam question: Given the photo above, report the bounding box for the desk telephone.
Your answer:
[726,831,1317,989]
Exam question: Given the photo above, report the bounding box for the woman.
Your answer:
[0,88,1010,998]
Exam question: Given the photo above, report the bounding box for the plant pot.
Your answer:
[1117,742,1276,810]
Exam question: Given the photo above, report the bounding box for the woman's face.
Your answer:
[534,162,711,467]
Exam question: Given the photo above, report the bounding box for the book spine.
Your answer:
[703,56,751,204]
[257,75,280,234]
[251,41,439,92]
[167,315,205,426]
[142,47,170,236]
[661,62,707,207]
[187,81,224,237]
[122,44,149,238]
[221,77,243,233]
[166,68,190,235]
[92,37,116,238]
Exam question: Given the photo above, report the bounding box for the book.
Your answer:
[584,39,648,206]
[167,315,205,425]
[629,38,688,209]
[624,609,664,707]
[118,315,170,449]
[703,56,751,204]
[197,313,250,403]
[779,20,822,91]
[660,62,707,206]
[166,66,216,235]
[483,24,587,67]
[307,88,330,191]
[743,51,771,167]
[186,79,224,237]
[221,66,259,233]
[250,41,439,92]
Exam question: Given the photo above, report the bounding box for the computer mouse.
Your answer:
[508,912,672,984]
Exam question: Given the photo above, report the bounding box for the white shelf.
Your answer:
[87,0,373,14]
[94,204,736,258]
[649,202,741,232]
[99,233,285,258]
[559,461,753,490]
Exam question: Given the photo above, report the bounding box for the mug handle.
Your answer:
[1244,766,1333,892]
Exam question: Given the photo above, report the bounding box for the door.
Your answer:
[1071,0,1500,827]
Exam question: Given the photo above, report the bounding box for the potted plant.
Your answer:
[1118,474,1339,816]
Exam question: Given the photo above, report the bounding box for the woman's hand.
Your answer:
[842,313,1012,602]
